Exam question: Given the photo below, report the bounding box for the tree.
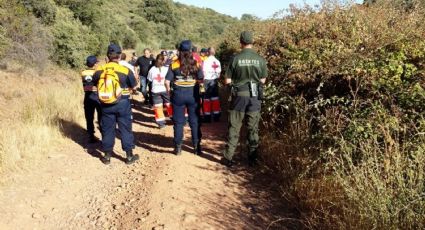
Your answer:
[241,13,259,21]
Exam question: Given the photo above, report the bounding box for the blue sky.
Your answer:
[174,0,362,19]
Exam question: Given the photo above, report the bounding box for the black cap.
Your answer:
[160,50,168,56]
[200,48,208,53]
[85,55,98,67]
[179,40,192,52]
[107,44,122,55]
[240,31,254,44]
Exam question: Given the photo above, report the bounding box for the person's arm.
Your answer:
[165,80,171,94]
[134,66,140,86]
[165,67,173,94]
[224,56,234,85]
[260,58,268,85]
[147,68,153,82]
[92,70,101,86]
[80,71,85,85]
[134,58,140,77]
[224,64,232,85]
[127,70,137,89]
[197,66,204,82]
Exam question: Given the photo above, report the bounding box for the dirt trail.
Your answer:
[0,96,286,230]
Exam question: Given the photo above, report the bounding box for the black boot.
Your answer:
[248,150,258,167]
[89,134,99,143]
[126,151,139,165]
[193,143,202,155]
[221,157,235,168]
[174,144,182,155]
[101,151,112,165]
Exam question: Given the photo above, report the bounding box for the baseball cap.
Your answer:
[85,55,98,67]
[200,48,208,53]
[179,40,192,52]
[240,31,254,44]
[107,44,122,55]
[160,50,168,56]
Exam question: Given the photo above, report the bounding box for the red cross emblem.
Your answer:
[154,74,162,83]
[212,61,219,72]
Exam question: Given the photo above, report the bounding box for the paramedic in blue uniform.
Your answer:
[165,40,203,155]
[92,44,139,165]
[81,55,102,143]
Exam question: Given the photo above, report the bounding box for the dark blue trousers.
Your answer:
[84,93,101,135]
[101,99,134,152]
[171,88,202,146]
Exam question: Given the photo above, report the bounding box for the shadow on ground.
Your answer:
[58,119,126,163]
[190,120,299,230]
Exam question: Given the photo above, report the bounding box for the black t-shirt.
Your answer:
[135,56,155,77]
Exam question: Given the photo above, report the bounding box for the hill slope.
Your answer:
[0,0,238,68]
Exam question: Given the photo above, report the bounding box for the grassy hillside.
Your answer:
[0,64,84,173]
[0,0,237,68]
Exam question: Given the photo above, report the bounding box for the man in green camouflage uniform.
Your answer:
[222,31,268,167]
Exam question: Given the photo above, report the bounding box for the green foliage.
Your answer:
[51,7,99,68]
[218,0,425,228]
[241,13,259,21]
[54,0,103,26]
[0,0,52,67]
[0,0,237,68]
[20,0,57,25]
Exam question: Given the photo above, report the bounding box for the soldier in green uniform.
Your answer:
[222,31,268,167]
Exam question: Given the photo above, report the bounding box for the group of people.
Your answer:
[80,31,267,167]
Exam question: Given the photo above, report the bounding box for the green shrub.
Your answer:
[0,0,52,68]
[51,7,98,68]
[218,0,425,228]
[20,0,57,25]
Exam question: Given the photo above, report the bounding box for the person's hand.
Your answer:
[199,83,206,95]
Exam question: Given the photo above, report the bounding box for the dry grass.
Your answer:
[0,63,84,173]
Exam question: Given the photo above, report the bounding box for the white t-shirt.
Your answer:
[147,66,168,93]
[119,60,135,75]
[203,56,221,80]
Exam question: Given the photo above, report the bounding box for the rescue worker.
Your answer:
[135,48,155,105]
[161,50,172,68]
[92,44,139,165]
[81,55,102,143]
[165,40,203,155]
[119,53,136,75]
[202,47,222,122]
[120,53,139,95]
[129,52,138,66]
[222,31,268,167]
[200,48,208,62]
[191,46,202,65]
[148,53,173,128]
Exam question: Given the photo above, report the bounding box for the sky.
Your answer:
[174,0,362,19]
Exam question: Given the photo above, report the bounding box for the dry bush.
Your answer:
[0,0,52,70]
[0,65,83,172]
[218,0,425,228]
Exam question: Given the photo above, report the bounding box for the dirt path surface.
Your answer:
[0,97,286,230]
